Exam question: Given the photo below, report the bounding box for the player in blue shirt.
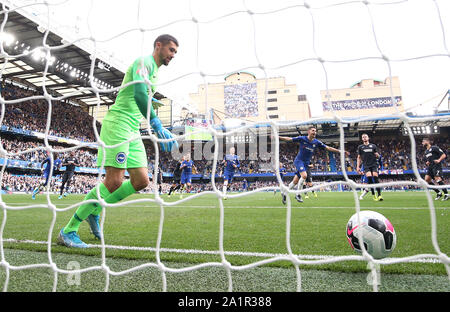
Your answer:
[277,125,349,204]
[222,147,240,199]
[32,151,62,199]
[242,178,248,192]
[180,153,196,198]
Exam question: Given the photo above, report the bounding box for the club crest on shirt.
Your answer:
[116,152,127,164]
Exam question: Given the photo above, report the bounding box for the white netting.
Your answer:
[0,0,449,292]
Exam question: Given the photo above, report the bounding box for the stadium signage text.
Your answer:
[322,96,402,111]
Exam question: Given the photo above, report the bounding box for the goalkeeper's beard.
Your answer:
[162,57,172,66]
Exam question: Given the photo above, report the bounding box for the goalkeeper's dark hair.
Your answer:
[154,34,179,48]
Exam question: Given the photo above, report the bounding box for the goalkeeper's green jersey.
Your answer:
[103,55,159,132]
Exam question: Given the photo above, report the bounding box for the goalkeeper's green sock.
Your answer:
[63,183,111,234]
[91,180,136,216]
[63,180,136,234]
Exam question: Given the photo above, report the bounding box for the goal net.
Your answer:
[0,0,449,292]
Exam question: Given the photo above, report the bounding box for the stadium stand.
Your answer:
[2,81,101,142]
[2,79,448,195]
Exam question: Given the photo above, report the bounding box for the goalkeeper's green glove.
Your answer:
[150,117,178,152]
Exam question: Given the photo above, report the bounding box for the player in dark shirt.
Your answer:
[356,133,383,201]
[359,155,383,200]
[153,163,163,194]
[58,151,79,199]
[303,163,317,199]
[168,160,183,197]
[422,137,448,201]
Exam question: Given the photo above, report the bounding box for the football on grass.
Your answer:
[346,210,396,259]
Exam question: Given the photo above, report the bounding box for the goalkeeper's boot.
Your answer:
[373,195,379,201]
[434,192,442,201]
[304,193,309,199]
[57,228,88,248]
[295,194,303,203]
[313,192,318,198]
[86,214,102,240]
[442,194,449,201]
[377,195,383,201]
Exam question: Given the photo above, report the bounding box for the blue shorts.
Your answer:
[224,170,234,183]
[181,172,192,184]
[360,175,368,184]
[294,160,308,178]
[43,171,51,185]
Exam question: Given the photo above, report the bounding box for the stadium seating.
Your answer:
[1,82,448,194]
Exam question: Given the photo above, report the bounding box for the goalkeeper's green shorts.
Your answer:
[97,120,147,169]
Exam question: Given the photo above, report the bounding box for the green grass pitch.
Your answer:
[0,191,449,292]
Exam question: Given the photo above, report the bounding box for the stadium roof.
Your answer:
[0,10,124,108]
[214,113,450,141]
[224,71,256,81]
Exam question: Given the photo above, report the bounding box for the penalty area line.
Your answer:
[4,203,448,210]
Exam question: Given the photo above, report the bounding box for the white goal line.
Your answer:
[2,238,443,264]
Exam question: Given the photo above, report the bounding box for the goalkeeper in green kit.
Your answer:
[58,34,179,248]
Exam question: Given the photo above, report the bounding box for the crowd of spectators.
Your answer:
[2,83,101,142]
[1,81,448,195]
[3,134,446,174]
[4,169,446,194]
[145,135,448,178]
[1,137,97,168]
[1,172,98,194]
[2,128,448,193]
[224,83,258,118]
